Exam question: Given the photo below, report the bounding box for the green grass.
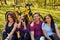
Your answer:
[0,6,60,40]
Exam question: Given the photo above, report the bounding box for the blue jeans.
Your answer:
[35,36,41,40]
[2,31,18,40]
[2,31,8,40]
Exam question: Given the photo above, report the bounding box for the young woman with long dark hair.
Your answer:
[17,14,31,40]
[2,11,18,40]
[42,14,60,40]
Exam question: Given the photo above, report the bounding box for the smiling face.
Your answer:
[6,12,16,22]
[44,14,54,24]
[45,16,51,23]
[7,15,14,22]
[33,13,40,22]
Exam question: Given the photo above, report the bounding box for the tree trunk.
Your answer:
[4,0,7,5]
[0,0,3,5]
[44,0,46,8]
[14,0,18,5]
[20,0,24,3]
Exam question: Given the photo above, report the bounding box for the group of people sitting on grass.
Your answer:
[2,11,60,40]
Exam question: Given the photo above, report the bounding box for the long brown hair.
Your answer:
[43,14,56,33]
[5,11,17,22]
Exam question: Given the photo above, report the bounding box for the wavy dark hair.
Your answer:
[5,11,17,23]
[43,14,56,33]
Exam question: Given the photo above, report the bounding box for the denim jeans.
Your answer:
[2,31,18,40]
[35,36,45,40]
[35,36,41,40]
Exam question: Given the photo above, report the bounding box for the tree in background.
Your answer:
[14,0,25,5]
[44,0,46,8]
[0,0,7,5]
[14,0,18,5]
[4,0,7,5]
[0,0,3,5]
